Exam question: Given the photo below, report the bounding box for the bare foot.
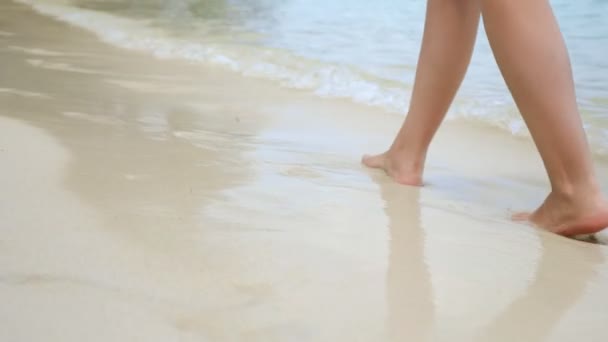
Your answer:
[513,191,608,237]
[361,151,423,186]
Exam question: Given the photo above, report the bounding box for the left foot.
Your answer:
[513,190,608,237]
[361,150,424,186]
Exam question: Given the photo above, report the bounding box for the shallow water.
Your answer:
[18,0,608,154]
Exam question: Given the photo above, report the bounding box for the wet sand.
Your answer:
[1,1,608,341]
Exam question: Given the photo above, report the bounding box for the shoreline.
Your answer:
[2,1,608,341]
[15,0,608,160]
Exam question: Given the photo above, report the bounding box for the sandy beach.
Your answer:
[1,1,608,341]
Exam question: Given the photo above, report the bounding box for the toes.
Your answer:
[362,154,384,169]
[511,211,532,222]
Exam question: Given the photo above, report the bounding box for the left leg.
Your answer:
[362,0,482,186]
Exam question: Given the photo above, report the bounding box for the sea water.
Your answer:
[18,0,608,155]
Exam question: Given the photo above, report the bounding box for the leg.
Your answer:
[481,0,608,235]
[363,0,481,185]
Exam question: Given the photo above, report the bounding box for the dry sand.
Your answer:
[1,1,608,341]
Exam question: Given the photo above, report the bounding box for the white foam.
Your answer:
[17,1,411,109]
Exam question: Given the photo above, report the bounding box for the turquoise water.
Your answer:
[20,0,608,154]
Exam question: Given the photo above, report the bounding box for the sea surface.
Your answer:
[18,0,608,155]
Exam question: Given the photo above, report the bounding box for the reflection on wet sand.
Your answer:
[377,173,605,341]
[475,237,604,342]
[377,177,435,341]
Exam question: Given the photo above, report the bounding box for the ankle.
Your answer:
[386,146,426,175]
[551,180,603,204]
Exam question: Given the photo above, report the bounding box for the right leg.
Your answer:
[480,0,608,235]
[363,0,481,185]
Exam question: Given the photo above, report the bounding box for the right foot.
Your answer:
[362,151,424,186]
[512,189,608,237]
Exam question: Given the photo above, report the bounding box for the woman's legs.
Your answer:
[480,0,608,235]
[364,0,608,236]
[362,0,481,185]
